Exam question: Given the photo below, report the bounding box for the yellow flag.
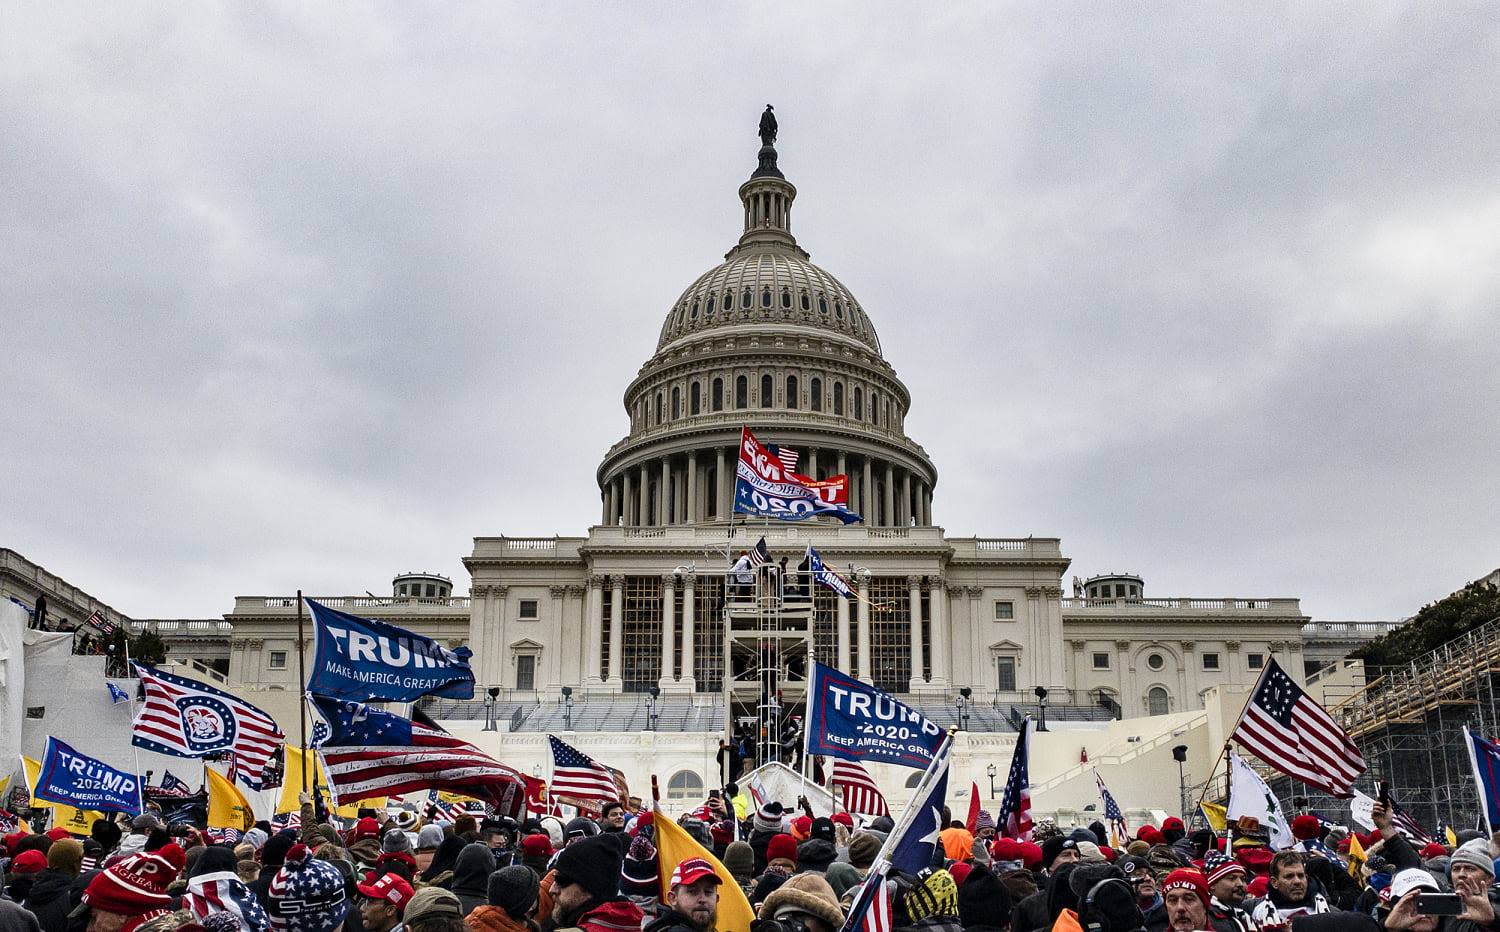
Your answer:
[1199,802,1228,832]
[654,805,755,932]
[1347,832,1367,880]
[207,766,255,831]
[1446,826,1459,848]
[278,745,384,817]
[21,756,104,835]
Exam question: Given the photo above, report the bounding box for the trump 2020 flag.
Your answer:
[307,599,475,702]
[1464,726,1500,834]
[107,682,130,704]
[805,661,944,769]
[734,427,862,523]
[33,737,142,814]
[806,546,855,600]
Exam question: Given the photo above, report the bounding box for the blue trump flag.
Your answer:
[306,599,475,702]
[1464,726,1500,834]
[805,661,944,769]
[34,737,142,814]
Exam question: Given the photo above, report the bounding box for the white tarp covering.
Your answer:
[0,601,28,771]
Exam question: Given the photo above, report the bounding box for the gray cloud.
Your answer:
[2,4,1495,622]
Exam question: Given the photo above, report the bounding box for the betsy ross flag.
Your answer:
[748,537,771,569]
[805,545,854,600]
[311,694,526,817]
[831,759,889,817]
[1094,770,1128,844]
[996,716,1034,840]
[132,664,284,789]
[1230,657,1365,798]
[548,734,622,807]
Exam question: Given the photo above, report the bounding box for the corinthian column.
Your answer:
[660,574,676,686]
[607,575,625,689]
[907,575,924,690]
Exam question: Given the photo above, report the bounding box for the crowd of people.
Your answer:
[1,785,1498,932]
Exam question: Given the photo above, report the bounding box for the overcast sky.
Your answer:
[4,4,1496,624]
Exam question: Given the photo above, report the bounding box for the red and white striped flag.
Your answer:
[1230,657,1365,798]
[771,445,800,473]
[548,734,623,807]
[131,664,284,789]
[997,716,1034,840]
[86,610,117,634]
[830,759,889,817]
[747,537,771,569]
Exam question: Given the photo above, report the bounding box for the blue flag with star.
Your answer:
[308,693,413,747]
[886,739,950,873]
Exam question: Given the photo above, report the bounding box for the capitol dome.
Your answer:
[597,120,936,529]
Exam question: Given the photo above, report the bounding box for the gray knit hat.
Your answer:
[487,865,540,916]
[1450,839,1494,878]
[380,830,411,855]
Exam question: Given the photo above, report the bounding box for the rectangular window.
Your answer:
[994,601,1014,620]
[1203,653,1220,670]
[519,600,539,619]
[996,657,1016,692]
[25,706,45,720]
[1248,652,1265,670]
[269,651,287,669]
[425,584,436,598]
[1092,652,1110,670]
[516,655,536,691]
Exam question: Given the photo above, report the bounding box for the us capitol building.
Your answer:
[3,117,1394,817]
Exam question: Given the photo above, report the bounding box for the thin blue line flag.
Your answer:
[306,599,475,702]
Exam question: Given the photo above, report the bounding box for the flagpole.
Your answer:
[1192,742,1232,834]
[297,591,308,791]
[122,635,145,791]
[870,727,955,870]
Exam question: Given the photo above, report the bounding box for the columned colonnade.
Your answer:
[601,446,933,528]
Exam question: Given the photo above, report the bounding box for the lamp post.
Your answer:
[986,762,997,799]
[1173,744,1189,821]
[956,687,972,731]
[1034,686,1049,732]
[647,686,660,731]
[483,686,499,731]
[561,686,573,730]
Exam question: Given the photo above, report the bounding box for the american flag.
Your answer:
[748,537,771,569]
[996,716,1034,840]
[87,610,117,634]
[132,664,284,789]
[312,696,526,817]
[769,444,800,473]
[1094,770,1128,845]
[839,869,892,932]
[156,770,193,797]
[1385,789,1433,845]
[548,734,623,807]
[831,759,890,816]
[1230,658,1365,798]
[202,826,243,845]
[425,789,468,823]
[272,811,301,831]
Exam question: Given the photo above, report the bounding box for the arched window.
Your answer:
[853,387,863,420]
[904,772,923,789]
[1147,687,1169,716]
[761,288,772,308]
[760,374,773,408]
[801,294,811,311]
[782,289,792,308]
[835,302,844,319]
[656,392,663,424]
[786,376,798,409]
[742,289,752,309]
[705,297,714,316]
[870,391,879,424]
[712,378,724,412]
[810,378,822,411]
[834,382,844,415]
[671,387,680,419]
[667,771,705,800]
[690,382,701,415]
[818,297,828,315]
[690,301,699,319]
[724,292,733,312]
[735,376,748,409]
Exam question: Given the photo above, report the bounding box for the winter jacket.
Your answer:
[452,844,498,917]
[22,870,77,932]
[553,899,644,932]
[1247,886,1329,927]
[465,905,535,932]
[642,907,706,932]
[0,900,42,932]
